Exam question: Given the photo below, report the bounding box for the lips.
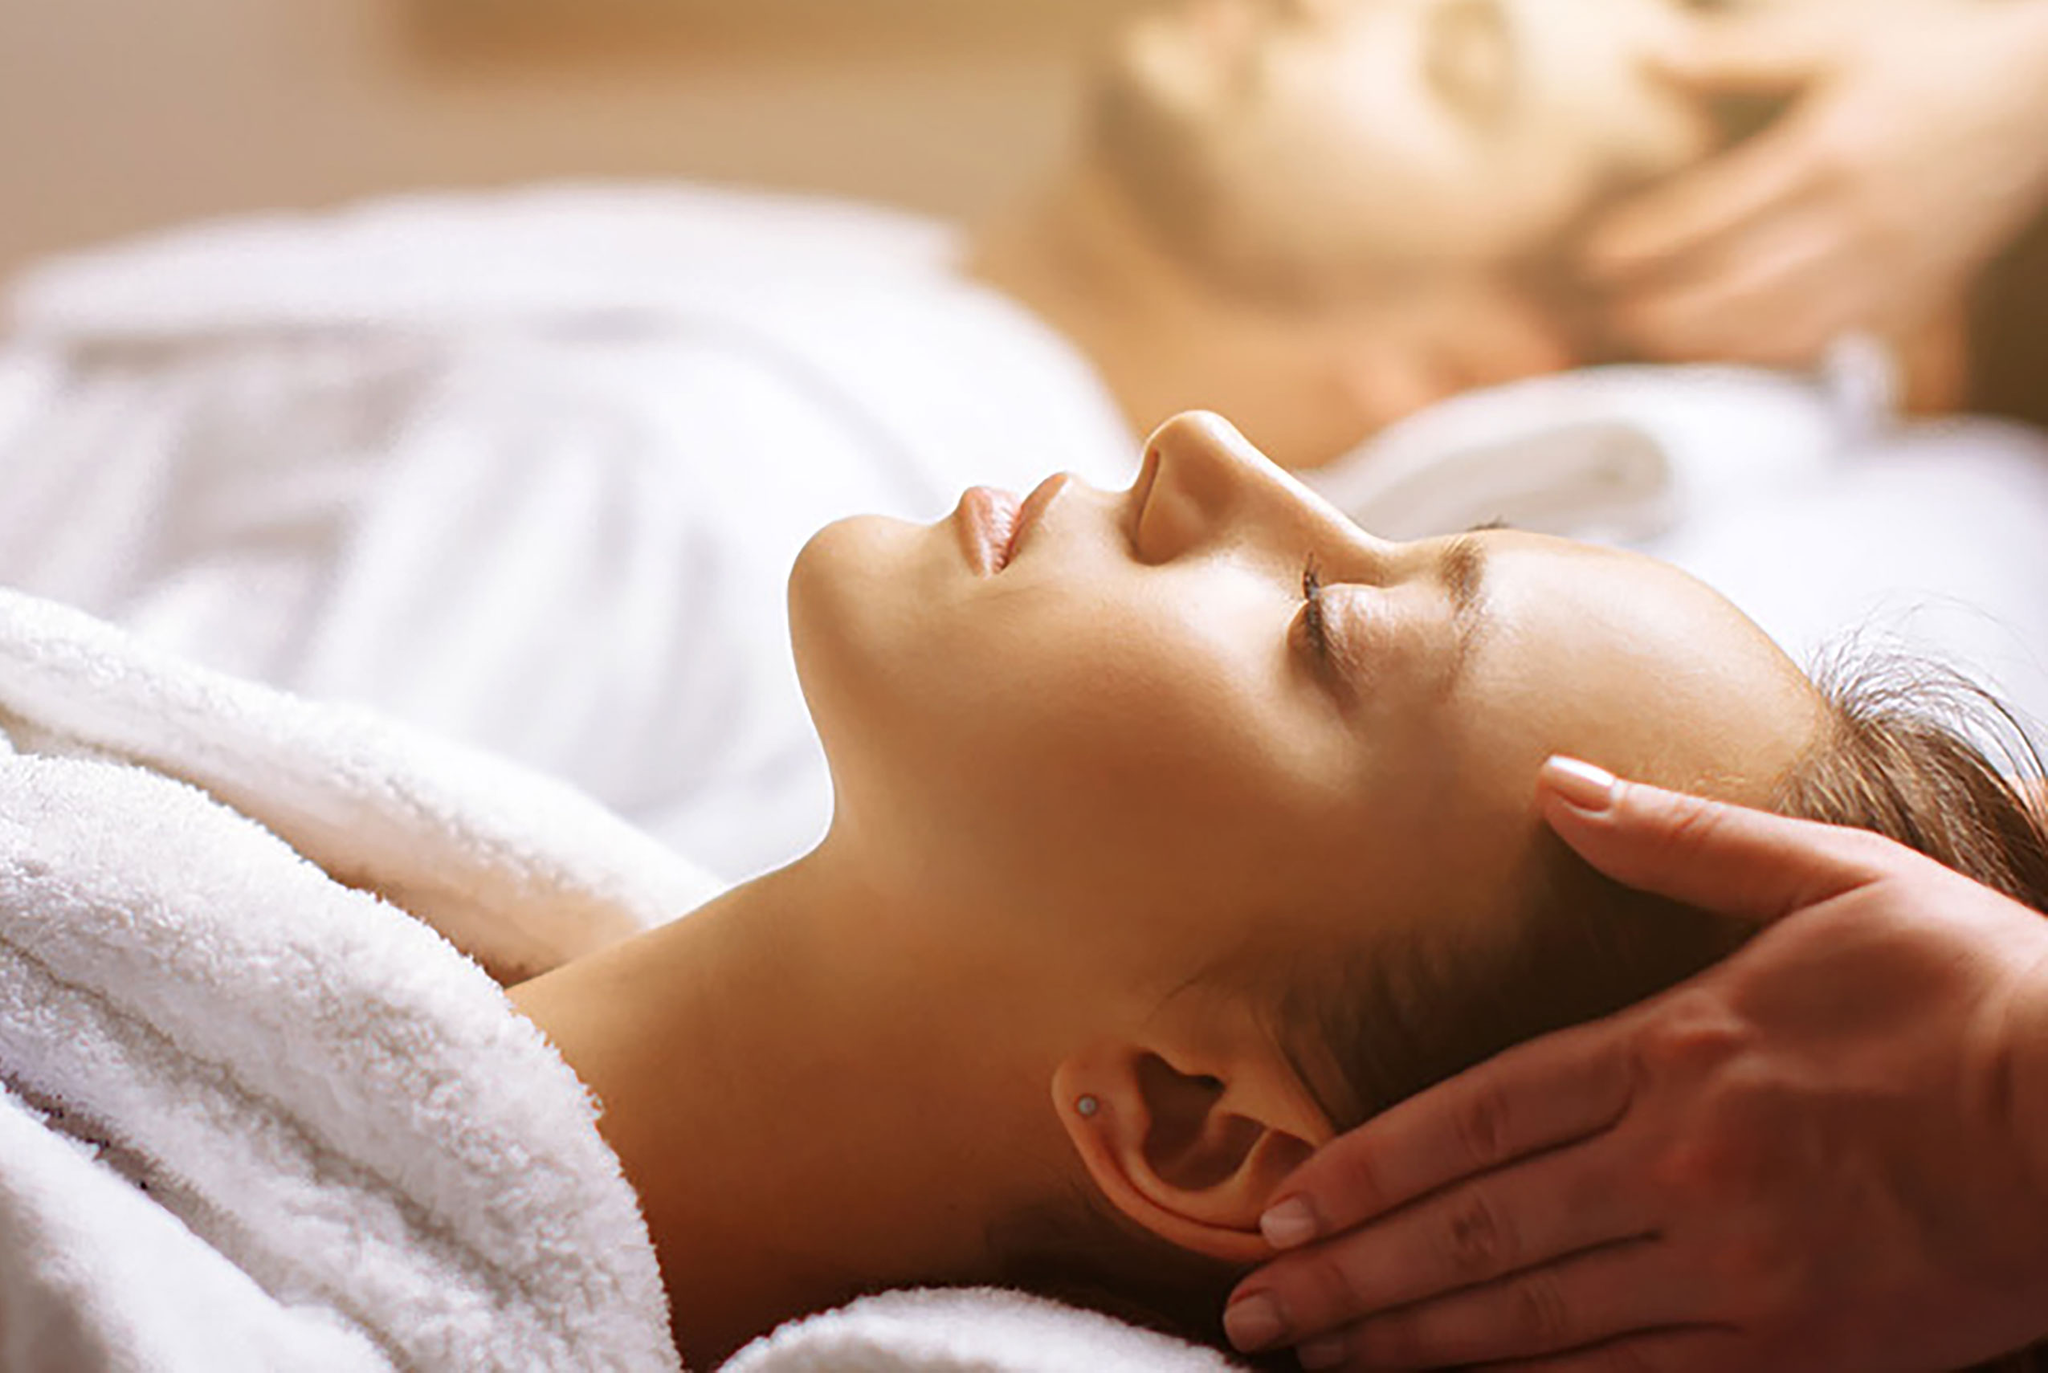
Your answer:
[954,473,1072,576]
[1008,474,1070,565]
[956,486,1022,576]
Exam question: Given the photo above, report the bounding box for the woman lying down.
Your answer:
[6,411,2046,1370]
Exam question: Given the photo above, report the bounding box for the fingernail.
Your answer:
[1223,1293,1287,1352]
[1299,1334,1349,1370]
[1260,1197,1320,1250]
[1543,756,1618,812]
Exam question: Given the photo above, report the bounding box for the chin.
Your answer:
[788,515,894,687]
[787,513,954,797]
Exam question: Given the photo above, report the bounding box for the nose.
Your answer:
[1133,412,1364,563]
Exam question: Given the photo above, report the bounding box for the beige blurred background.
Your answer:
[0,0,1143,284]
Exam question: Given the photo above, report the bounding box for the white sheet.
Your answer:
[0,185,1138,885]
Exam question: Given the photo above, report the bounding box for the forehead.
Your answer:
[1260,531,1823,969]
[1459,533,1823,800]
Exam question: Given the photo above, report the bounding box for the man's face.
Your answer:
[1091,0,1715,300]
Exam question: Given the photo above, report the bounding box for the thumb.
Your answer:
[1537,757,1887,924]
[1648,14,1837,96]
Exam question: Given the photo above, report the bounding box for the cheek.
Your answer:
[953,595,1268,816]
[800,541,1395,943]
[901,581,1341,909]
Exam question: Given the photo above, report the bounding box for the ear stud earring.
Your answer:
[1076,1095,1101,1119]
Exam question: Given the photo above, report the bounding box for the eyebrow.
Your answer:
[1437,532,1493,688]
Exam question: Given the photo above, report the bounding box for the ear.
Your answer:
[1051,1014,1336,1265]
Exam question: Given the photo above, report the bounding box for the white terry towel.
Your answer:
[0,584,712,1371]
[725,1289,1242,1372]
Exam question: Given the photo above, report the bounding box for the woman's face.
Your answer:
[1095,0,1714,290]
[789,413,1819,1000]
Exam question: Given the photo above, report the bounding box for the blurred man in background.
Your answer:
[984,0,2048,450]
[972,0,1716,466]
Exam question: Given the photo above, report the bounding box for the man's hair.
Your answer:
[989,653,2048,1372]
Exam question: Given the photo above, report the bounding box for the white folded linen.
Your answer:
[1320,362,2048,733]
[1317,361,1857,542]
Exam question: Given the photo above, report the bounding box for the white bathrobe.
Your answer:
[0,583,705,1369]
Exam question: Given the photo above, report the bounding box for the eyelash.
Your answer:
[1300,555,1331,661]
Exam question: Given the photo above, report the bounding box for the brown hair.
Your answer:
[990,657,2048,1371]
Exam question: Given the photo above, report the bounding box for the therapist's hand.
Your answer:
[1586,3,2048,368]
[1224,759,2048,1372]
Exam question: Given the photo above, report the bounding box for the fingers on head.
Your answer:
[1664,10,1839,90]
[1546,777,1883,923]
[1586,128,1816,280]
[1610,209,1861,364]
[1279,1019,1634,1240]
[1326,1239,1727,1372]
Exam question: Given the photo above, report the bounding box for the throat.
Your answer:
[506,856,1056,1368]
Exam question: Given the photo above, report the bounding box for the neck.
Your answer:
[509,852,1063,1370]
[964,162,1417,471]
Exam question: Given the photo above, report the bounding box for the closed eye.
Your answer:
[1292,529,1498,699]
[1299,554,1332,663]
